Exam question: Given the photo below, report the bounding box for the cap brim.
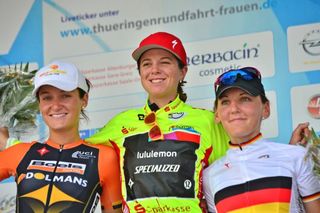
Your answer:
[215,79,265,98]
[217,85,260,98]
[132,44,182,62]
[32,80,77,96]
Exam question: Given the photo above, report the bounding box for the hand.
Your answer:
[289,122,310,146]
[200,198,208,213]
[0,127,9,151]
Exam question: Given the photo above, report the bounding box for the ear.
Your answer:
[82,93,89,108]
[262,101,270,120]
[180,66,188,81]
[215,111,221,123]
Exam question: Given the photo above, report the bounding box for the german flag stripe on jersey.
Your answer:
[302,191,320,202]
[228,202,289,213]
[215,176,292,212]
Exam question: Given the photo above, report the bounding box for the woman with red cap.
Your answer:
[88,32,229,212]
[203,67,320,213]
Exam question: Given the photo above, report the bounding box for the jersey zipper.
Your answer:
[44,144,64,213]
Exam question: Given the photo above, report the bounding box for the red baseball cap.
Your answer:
[132,32,187,66]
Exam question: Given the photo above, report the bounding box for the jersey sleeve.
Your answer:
[0,143,32,180]
[86,111,125,146]
[295,147,320,202]
[208,113,229,164]
[97,144,122,210]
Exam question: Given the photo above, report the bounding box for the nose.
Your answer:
[229,101,240,114]
[50,97,63,110]
[150,63,160,75]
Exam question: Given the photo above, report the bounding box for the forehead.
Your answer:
[140,48,175,60]
[38,85,62,93]
[220,87,251,97]
[38,85,77,94]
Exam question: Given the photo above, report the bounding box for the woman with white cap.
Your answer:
[203,67,320,212]
[0,61,122,213]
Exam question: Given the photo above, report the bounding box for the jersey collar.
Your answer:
[46,139,85,149]
[144,95,183,114]
[229,133,262,150]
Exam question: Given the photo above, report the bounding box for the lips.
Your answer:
[150,78,165,83]
[229,117,245,123]
[50,113,67,118]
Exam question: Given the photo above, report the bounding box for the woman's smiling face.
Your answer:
[139,48,187,105]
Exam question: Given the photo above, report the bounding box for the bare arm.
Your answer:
[304,199,320,213]
[0,127,9,151]
[289,122,310,146]
[99,145,123,212]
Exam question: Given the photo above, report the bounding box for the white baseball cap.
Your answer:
[32,61,88,96]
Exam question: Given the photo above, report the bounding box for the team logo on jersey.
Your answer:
[37,147,50,156]
[72,151,96,159]
[258,154,270,159]
[169,125,194,131]
[121,126,138,135]
[28,160,86,174]
[25,172,88,187]
[19,182,83,212]
[128,178,134,189]
[184,179,192,189]
[168,112,185,120]
[137,114,145,120]
[122,127,129,134]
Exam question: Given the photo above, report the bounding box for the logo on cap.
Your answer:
[39,64,66,77]
[172,40,178,49]
[50,64,59,69]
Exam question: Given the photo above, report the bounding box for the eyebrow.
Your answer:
[219,91,250,99]
[141,55,174,62]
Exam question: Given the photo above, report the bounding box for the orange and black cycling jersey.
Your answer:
[0,140,122,213]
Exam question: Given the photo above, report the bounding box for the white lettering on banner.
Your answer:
[137,150,178,159]
[134,164,180,174]
[25,172,88,187]
[184,31,275,87]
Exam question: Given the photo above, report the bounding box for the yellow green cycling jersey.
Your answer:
[88,96,229,212]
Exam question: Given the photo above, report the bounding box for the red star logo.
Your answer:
[37,147,50,156]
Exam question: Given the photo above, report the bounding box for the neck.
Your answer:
[149,94,177,109]
[230,133,262,145]
[48,129,81,145]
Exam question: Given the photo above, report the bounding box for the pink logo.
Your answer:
[37,147,50,156]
